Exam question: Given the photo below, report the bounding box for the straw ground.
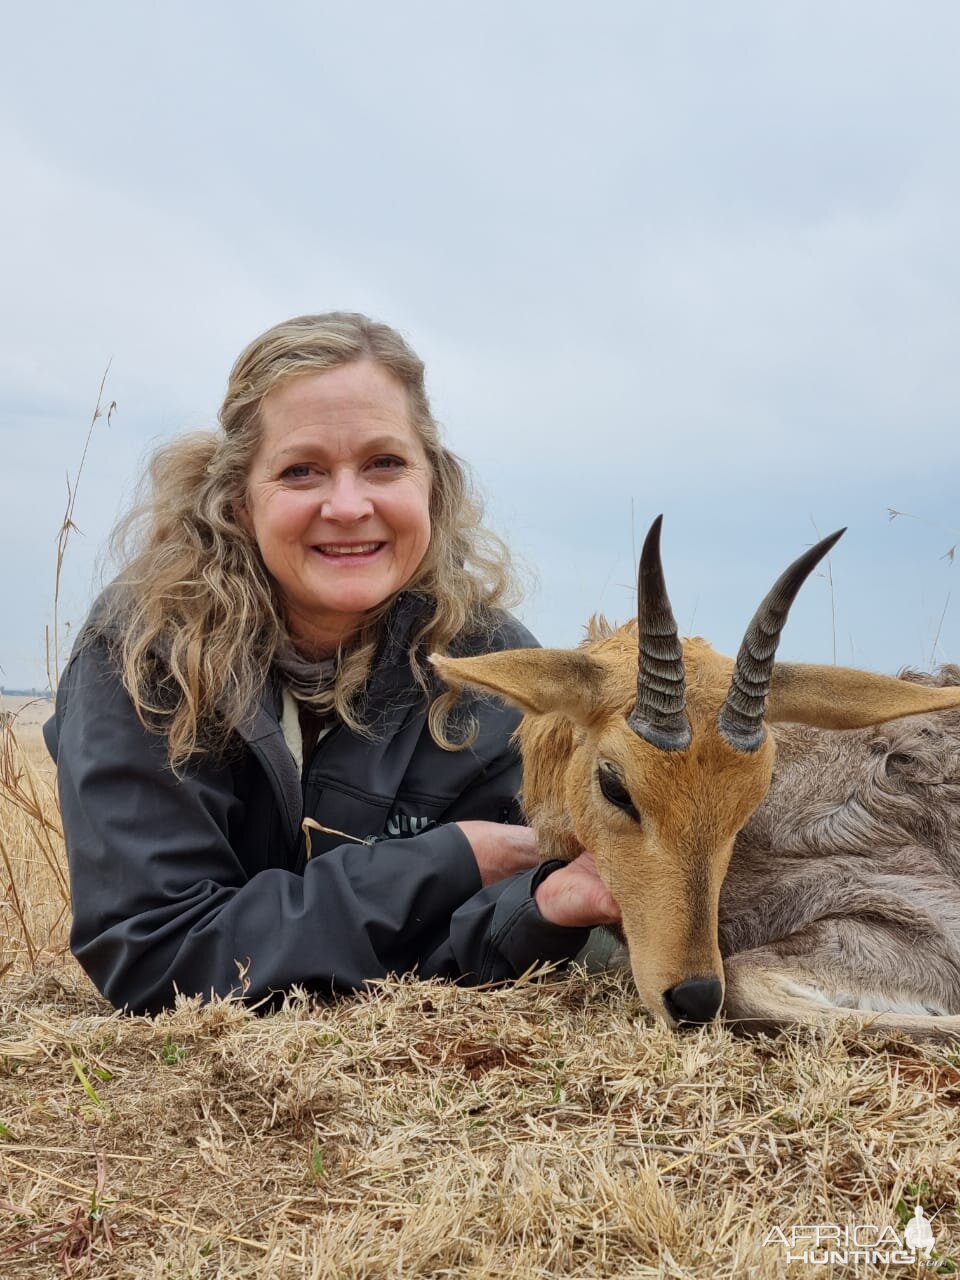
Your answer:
[2,717,959,1278]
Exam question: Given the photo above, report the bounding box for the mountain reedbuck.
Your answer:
[431,518,960,1041]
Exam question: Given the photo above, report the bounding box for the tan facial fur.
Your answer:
[432,636,774,1021]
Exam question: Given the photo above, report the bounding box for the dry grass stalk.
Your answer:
[0,728,68,977]
[44,364,116,696]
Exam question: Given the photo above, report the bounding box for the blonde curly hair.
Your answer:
[100,312,520,765]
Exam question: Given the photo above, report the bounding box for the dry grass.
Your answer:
[0,718,68,980]
[2,724,959,1277]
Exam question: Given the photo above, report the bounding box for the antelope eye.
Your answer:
[597,763,641,822]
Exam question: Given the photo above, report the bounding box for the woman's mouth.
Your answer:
[311,542,386,561]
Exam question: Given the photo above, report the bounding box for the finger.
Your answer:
[597,890,621,922]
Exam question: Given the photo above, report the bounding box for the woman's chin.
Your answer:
[290,584,396,634]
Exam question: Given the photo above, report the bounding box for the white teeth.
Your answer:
[316,543,382,555]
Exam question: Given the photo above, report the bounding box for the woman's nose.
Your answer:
[320,470,373,521]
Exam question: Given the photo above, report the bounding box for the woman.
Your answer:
[45,313,619,1014]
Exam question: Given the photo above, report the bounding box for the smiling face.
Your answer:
[240,359,433,654]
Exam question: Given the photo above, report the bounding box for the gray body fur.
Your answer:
[716,666,960,1029]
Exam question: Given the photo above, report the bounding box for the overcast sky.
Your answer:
[1,2,958,690]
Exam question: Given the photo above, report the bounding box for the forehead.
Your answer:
[258,360,418,451]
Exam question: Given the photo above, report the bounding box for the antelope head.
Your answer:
[430,517,960,1028]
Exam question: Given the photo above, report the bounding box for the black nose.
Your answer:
[662,977,723,1025]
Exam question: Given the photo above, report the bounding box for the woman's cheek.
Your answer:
[277,490,321,541]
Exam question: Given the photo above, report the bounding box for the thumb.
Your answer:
[590,884,621,923]
[572,853,620,921]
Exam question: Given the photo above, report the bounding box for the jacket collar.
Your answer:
[238,591,437,837]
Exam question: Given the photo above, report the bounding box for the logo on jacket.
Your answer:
[379,812,438,840]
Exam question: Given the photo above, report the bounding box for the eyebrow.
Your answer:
[269,434,413,465]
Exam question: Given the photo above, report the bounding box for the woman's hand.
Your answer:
[533,852,621,929]
[455,821,540,887]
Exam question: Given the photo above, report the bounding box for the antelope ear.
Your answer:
[767,663,960,730]
[428,649,610,726]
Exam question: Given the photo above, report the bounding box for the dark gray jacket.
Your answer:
[44,591,588,1014]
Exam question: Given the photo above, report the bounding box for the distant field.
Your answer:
[1,693,54,727]
[1,695,54,760]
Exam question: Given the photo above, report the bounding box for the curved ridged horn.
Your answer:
[627,516,692,752]
[718,528,847,752]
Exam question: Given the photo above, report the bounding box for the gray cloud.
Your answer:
[1,1,956,687]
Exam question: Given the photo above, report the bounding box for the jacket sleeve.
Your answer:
[420,861,590,984]
[416,752,591,983]
[52,638,586,1013]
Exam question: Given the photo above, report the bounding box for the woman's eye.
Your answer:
[279,457,403,481]
[597,763,641,822]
